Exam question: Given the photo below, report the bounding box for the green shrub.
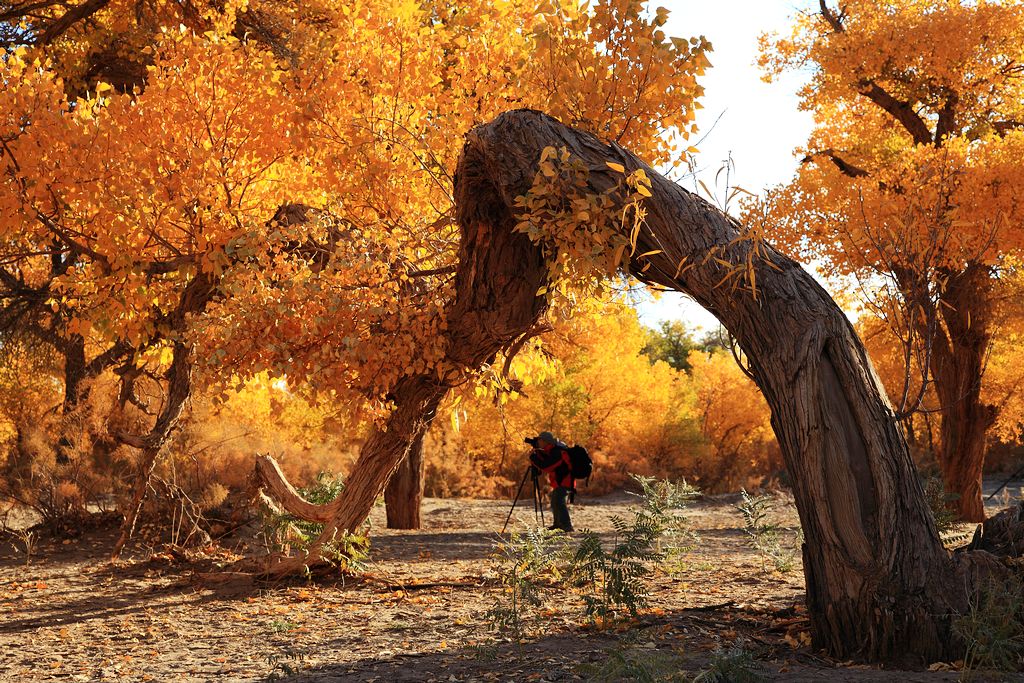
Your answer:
[734,489,801,574]
[487,527,566,643]
[570,512,662,624]
[954,575,1024,679]
[693,643,767,683]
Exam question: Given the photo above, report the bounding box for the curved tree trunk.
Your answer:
[255,109,995,662]
[459,110,968,663]
[384,433,425,529]
[255,122,551,569]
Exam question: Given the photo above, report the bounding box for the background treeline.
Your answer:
[4,289,1023,527]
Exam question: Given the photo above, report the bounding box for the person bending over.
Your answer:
[527,431,574,533]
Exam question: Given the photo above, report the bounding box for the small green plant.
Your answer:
[487,527,566,643]
[629,475,700,570]
[735,489,801,574]
[579,643,687,682]
[570,512,661,624]
[319,529,371,574]
[693,642,767,683]
[923,475,960,536]
[954,576,1024,680]
[269,618,296,634]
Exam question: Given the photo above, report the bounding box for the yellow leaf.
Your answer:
[605,161,626,173]
[636,184,652,198]
[612,243,627,267]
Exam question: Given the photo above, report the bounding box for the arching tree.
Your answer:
[758,0,1024,521]
[264,108,1015,662]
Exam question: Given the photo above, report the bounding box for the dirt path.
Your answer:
[0,492,977,682]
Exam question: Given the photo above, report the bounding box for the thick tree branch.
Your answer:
[252,454,334,524]
[819,0,845,33]
[934,92,959,145]
[34,0,111,46]
[993,120,1024,136]
[856,80,933,146]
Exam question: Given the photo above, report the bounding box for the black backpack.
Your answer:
[567,445,593,481]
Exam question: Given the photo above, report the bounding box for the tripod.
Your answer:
[501,465,545,534]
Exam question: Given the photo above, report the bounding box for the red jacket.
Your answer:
[530,444,573,489]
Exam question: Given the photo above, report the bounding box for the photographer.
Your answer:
[526,431,574,533]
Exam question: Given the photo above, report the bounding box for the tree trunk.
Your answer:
[460,110,968,663]
[111,339,197,559]
[255,123,551,568]
[384,433,425,529]
[62,334,87,413]
[931,264,996,522]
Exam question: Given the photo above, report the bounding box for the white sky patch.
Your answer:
[632,0,817,333]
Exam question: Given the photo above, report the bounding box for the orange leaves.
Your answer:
[521,0,710,164]
[0,0,712,418]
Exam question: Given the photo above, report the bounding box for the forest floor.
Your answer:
[0,485,1018,683]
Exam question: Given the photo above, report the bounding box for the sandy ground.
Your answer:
[0,487,1014,682]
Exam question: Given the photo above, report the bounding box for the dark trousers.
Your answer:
[550,487,573,531]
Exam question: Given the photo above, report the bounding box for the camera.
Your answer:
[524,436,539,448]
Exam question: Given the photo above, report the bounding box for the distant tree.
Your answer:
[642,320,698,372]
[759,0,1024,521]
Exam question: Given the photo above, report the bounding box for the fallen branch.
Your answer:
[252,454,334,524]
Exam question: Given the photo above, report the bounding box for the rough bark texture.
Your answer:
[459,110,968,663]
[931,265,996,522]
[384,434,425,529]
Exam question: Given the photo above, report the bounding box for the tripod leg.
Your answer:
[501,467,532,534]
[533,473,545,527]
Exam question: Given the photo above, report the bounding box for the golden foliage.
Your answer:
[422,302,780,497]
[0,0,712,424]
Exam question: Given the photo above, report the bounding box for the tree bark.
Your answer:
[384,433,425,529]
[458,110,968,663]
[930,264,996,522]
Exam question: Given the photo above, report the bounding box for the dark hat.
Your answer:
[537,431,558,445]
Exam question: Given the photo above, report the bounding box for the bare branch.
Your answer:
[802,149,870,178]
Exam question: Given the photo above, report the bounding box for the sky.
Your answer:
[631,0,817,333]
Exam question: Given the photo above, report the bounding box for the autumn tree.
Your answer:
[642,319,698,371]
[422,299,706,496]
[687,349,781,491]
[757,0,1024,520]
[444,108,1024,664]
[0,0,711,541]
